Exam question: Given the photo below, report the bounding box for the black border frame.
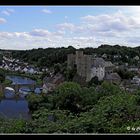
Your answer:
[0,0,140,138]
[0,0,140,5]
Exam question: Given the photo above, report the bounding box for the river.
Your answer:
[0,75,41,120]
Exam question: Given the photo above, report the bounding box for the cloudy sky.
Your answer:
[0,6,140,50]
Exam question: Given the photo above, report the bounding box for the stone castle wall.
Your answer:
[67,54,76,69]
[67,51,92,82]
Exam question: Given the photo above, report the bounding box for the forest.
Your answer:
[11,44,140,69]
[0,81,140,133]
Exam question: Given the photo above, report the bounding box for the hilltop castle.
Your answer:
[67,50,115,82]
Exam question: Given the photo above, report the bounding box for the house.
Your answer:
[15,59,19,62]
[42,73,65,94]
[14,66,21,71]
[102,53,107,59]
[4,64,9,70]
[105,61,115,74]
[125,55,129,59]
[27,67,35,74]
[91,58,106,81]
[42,68,48,72]
[128,66,139,72]
[131,76,140,85]
[125,63,128,66]
[23,67,28,73]
[134,56,139,61]
[42,83,55,93]
[104,72,121,84]
[114,55,121,59]
[9,63,12,66]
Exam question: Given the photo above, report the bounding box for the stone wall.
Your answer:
[67,51,92,82]
[67,54,76,69]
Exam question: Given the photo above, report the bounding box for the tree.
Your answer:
[65,67,77,81]
[0,73,5,83]
[0,118,26,133]
[0,69,5,83]
[27,109,73,133]
[40,71,50,81]
[90,93,140,133]
[53,63,61,74]
[88,76,102,86]
[26,93,46,112]
[98,81,123,97]
[114,68,135,80]
[53,82,82,114]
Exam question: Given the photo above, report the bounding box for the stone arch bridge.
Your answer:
[0,83,42,95]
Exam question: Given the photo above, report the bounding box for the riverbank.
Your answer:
[0,75,36,120]
[8,73,42,85]
[0,92,4,100]
[0,68,43,85]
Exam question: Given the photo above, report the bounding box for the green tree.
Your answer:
[53,82,82,114]
[26,93,46,112]
[65,67,77,81]
[54,63,61,74]
[27,108,73,133]
[114,68,135,80]
[0,118,26,133]
[88,76,103,86]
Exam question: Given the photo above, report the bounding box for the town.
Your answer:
[0,46,140,94]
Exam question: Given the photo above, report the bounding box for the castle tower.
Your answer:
[85,55,92,81]
[75,51,83,65]
[67,53,76,69]
[67,50,93,82]
[76,51,84,77]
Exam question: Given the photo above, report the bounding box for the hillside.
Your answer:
[9,44,140,68]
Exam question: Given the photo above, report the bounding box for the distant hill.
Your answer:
[3,44,140,68]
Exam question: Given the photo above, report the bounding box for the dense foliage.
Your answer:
[0,81,140,133]
[12,46,76,69]
[114,68,136,80]
[11,44,140,69]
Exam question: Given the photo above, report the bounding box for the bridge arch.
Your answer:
[5,87,15,92]
[4,86,16,98]
[0,83,41,96]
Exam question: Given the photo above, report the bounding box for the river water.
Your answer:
[0,75,41,120]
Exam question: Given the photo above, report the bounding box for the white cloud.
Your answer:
[0,32,13,38]
[29,29,51,37]
[0,18,6,24]
[2,8,140,50]
[1,9,14,16]
[42,9,52,14]
[64,16,68,19]
[81,11,140,33]
[53,30,65,36]
[0,29,65,50]
[2,11,10,16]
[57,22,75,31]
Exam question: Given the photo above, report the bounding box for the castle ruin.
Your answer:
[67,50,115,82]
[67,51,92,82]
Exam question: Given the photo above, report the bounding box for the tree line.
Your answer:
[11,44,140,70]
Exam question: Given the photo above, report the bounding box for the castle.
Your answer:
[67,50,114,82]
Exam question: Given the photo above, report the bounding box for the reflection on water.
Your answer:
[4,89,15,99]
[0,75,39,119]
[6,75,36,85]
[0,99,31,120]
